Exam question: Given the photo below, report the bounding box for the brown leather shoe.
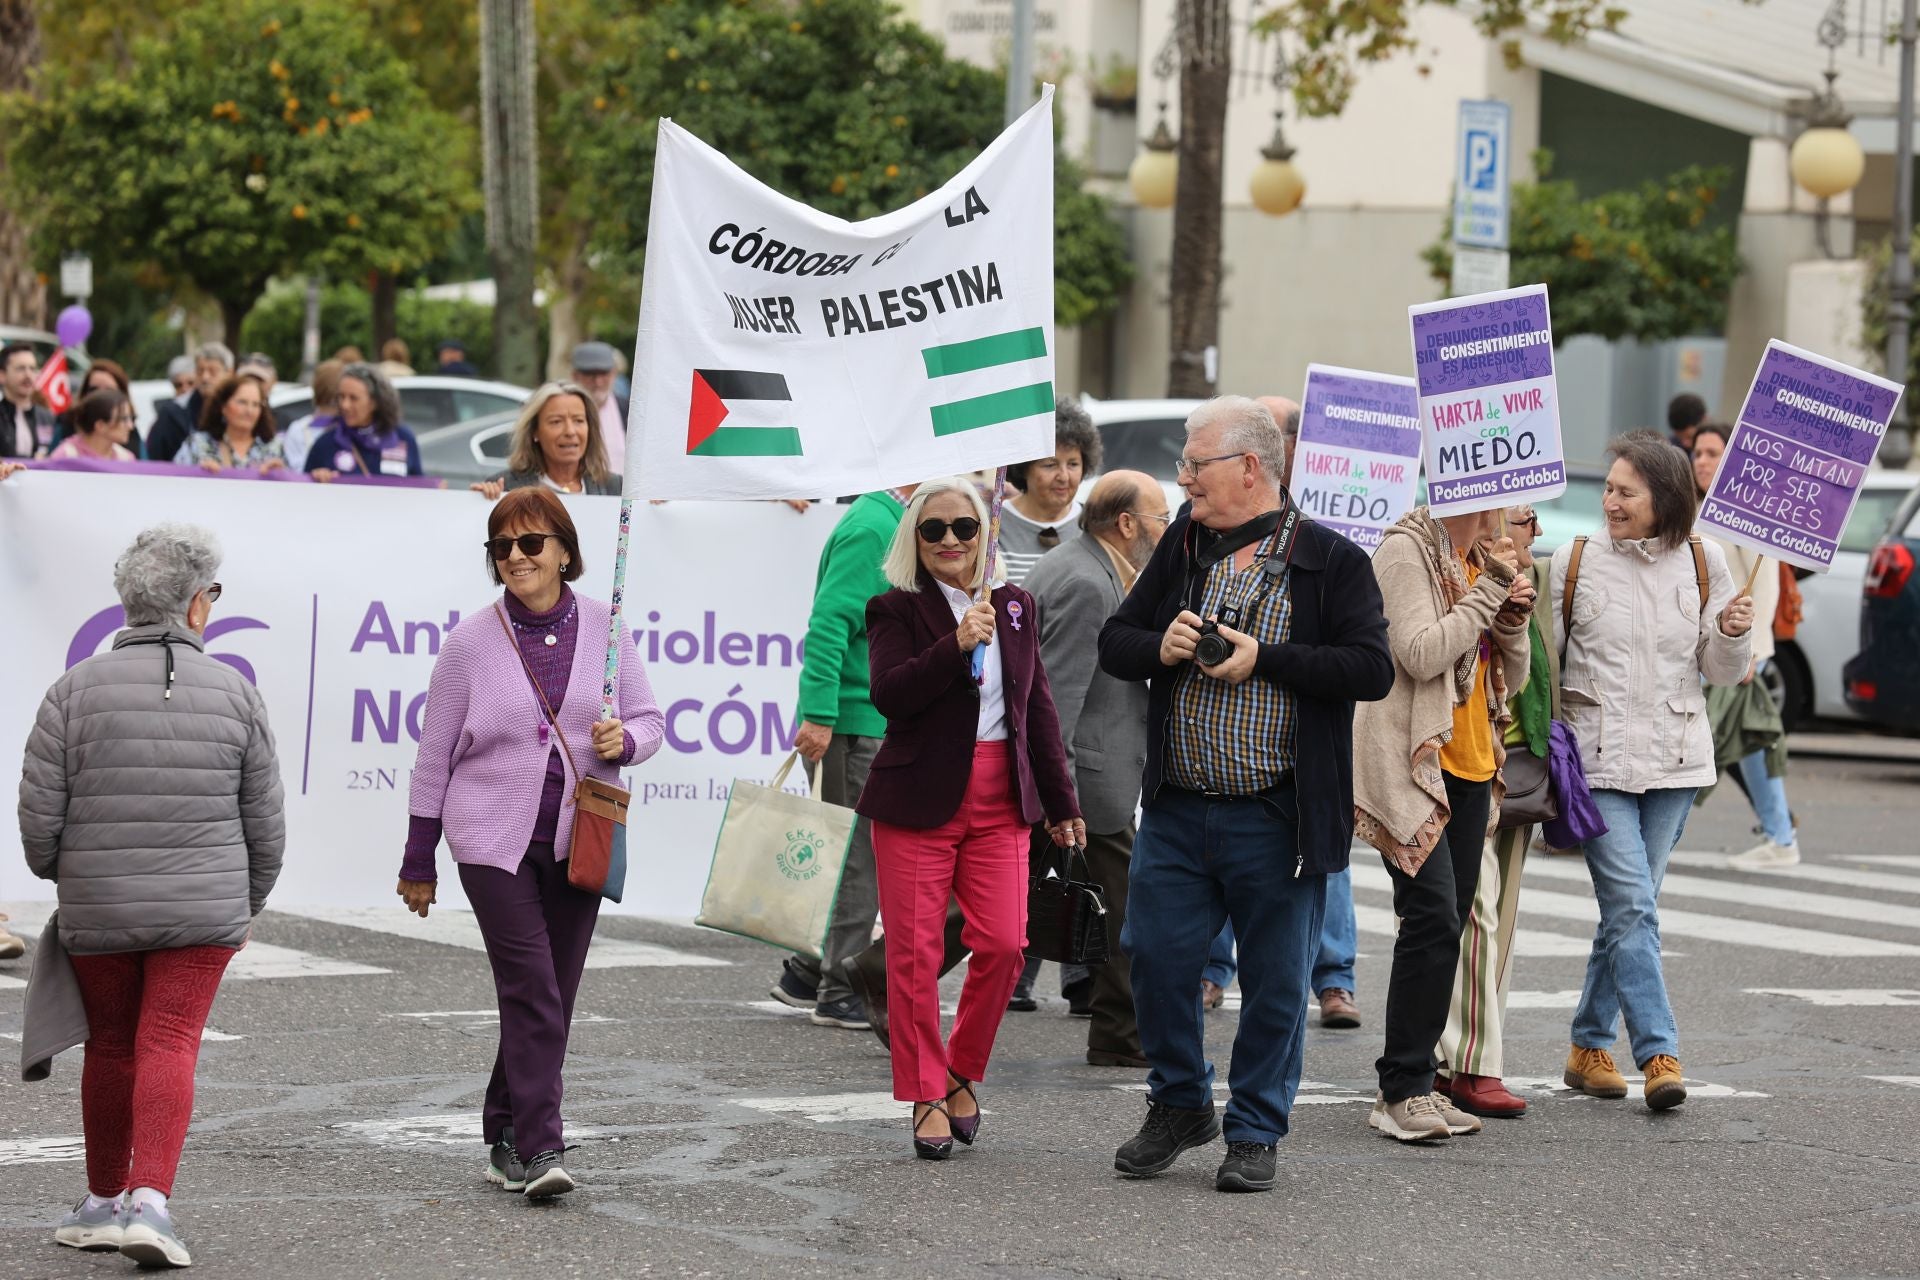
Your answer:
[1200,980,1226,1011]
[1444,1072,1528,1117]
[1317,988,1360,1028]
[1564,1045,1629,1098]
[1639,1055,1687,1111]
[842,951,889,1052]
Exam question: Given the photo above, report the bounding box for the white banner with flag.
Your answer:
[624,88,1058,501]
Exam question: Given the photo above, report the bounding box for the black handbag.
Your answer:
[1024,841,1111,965]
[1498,743,1558,830]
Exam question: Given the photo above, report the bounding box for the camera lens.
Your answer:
[1194,632,1231,666]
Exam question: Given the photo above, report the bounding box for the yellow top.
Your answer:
[1439,559,1497,783]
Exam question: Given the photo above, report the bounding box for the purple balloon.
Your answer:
[55,304,92,348]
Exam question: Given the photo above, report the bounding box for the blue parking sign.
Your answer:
[1453,100,1510,248]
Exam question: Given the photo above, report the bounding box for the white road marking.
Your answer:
[1352,901,1595,958]
[1855,856,1920,868]
[0,1135,86,1164]
[2,1027,240,1043]
[0,974,23,991]
[1505,990,1583,1008]
[386,1009,613,1026]
[331,1114,603,1148]
[1748,989,1920,1006]
[746,998,955,1017]
[228,943,389,981]
[1114,1081,1373,1106]
[1670,851,1920,896]
[1526,859,1920,933]
[734,1091,985,1124]
[1505,1075,1768,1100]
[282,905,730,968]
[1868,1076,1920,1088]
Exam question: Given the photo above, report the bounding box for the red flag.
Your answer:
[35,349,72,416]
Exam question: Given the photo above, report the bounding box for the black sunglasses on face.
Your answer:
[917,517,981,544]
[486,532,558,561]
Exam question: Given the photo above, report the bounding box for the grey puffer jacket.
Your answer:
[19,625,285,953]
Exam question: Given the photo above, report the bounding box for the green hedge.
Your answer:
[238,281,544,381]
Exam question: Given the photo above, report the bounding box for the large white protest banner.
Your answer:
[0,472,836,918]
[625,89,1057,501]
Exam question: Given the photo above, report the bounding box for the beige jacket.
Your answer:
[1353,521,1531,863]
[1701,533,1778,663]
[1549,534,1751,793]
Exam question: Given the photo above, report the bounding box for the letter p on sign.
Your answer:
[1466,132,1497,191]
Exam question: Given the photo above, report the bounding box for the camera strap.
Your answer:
[1185,502,1302,625]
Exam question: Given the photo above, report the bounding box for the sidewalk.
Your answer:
[1787,731,1920,762]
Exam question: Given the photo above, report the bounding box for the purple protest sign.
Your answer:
[1291,363,1422,552]
[1407,283,1567,516]
[1697,340,1904,573]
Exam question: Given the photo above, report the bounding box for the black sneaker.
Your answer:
[1113,1100,1222,1177]
[1215,1140,1277,1192]
[770,958,818,1009]
[486,1128,525,1191]
[1063,976,1094,1018]
[1007,978,1038,1013]
[522,1149,575,1199]
[808,996,871,1029]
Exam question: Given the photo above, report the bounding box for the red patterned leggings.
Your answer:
[70,946,234,1197]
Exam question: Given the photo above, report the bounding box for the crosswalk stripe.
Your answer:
[1525,859,1920,932]
[1351,862,1920,957]
[1747,989,1920,1006]
[1855,856,1920,868]
[735,1092,968,1123]
[280,905,730,968]
[1669,851,1920,897]
[0,973,23,992]
[0,904,387,982]
[331,1115,604,1148]
[1352,902,1593,957]
[1869,1076,1920,1088]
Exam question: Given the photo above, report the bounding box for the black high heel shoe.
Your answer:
[912,1099,953,1161]
[946,1077,980,1146]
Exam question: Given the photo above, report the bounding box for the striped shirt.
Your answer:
[1165,536,1297,794]
[998,500,1082,585]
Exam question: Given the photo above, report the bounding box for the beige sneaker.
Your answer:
[1564,1045,1629,1099]
[1728,840,1800,871]
[1427,1092,1483,1136]
[0,916,24,961]
[1368,1092,1452,1142]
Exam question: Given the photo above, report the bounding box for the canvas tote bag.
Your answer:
[697,751,856,958]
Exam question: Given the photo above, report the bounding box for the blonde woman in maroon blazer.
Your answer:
[857,475,1083,1160]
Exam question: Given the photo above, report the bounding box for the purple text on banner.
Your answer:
[1411,291,1553,397]
[1697,340,1904,573]
[26,456,446,489]
[1301,372,1423,457]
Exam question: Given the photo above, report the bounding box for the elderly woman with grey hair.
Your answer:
[18,523,284,1269]
[303,362,424,480]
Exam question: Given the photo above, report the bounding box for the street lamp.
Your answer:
[1129,111,1179,209]
[1789,74,1865,199]
[1248,99,1303,216]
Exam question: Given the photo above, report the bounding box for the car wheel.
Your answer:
[1773,643,1811,733]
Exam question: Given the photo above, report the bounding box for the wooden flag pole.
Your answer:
[601,498,635,720]
[971,466,1009,683]
[1740,552,1765,600]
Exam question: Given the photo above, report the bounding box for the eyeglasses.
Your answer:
[202,583,223,603]
[916,517,981,543]
[1129,511,1172,525]
[486,532,559,560]
[1513,513,1541,532]
[1174,452,1246,480]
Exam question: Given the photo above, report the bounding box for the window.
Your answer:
[399,388,460,430]
[453,388,522,422]
[1842,485,1917,554]
[474,423,515,462]
[1097,419,1190,483]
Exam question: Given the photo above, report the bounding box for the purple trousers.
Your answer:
[459,843,600,1157]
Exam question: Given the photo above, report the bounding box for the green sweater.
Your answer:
[796,491,902,738]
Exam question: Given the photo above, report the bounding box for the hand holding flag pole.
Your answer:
[972,466,1008,683]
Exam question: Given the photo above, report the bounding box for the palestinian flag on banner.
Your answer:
[686,368,802,457]
[920,326,1052,437]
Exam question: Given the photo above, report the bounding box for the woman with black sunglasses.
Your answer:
[395,487,665,1200]
[857,476,1083,1160]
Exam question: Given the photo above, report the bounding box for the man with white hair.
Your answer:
[1098,396,1392,1193]
[146,343,234,468]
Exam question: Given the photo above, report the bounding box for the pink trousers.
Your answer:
[871,740,1030,1102]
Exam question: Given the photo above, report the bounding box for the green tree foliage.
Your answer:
[1054,151,1133,327]
[0,0,475,341]
[1421,152,1741,342]
[239,279,512,379]
[1859,232,1920,407]
[551,0,1130,326]
[1261,0,1627,118]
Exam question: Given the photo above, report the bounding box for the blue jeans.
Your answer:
[1571,787,1695,1065]
[1126,786,1325,1146]
[1737,750,1795,846]
[1199,865,1355,994]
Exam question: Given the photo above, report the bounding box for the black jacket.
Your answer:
[0,399,55,458]
[1097,506,1393,874]
[145,391,204,466]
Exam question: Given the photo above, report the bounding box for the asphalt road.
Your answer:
[3,749,1918,1280]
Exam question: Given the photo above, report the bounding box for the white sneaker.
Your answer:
[1427,1092,1483,1136]
[1728,840,1800,870]
[120,1202,191,1268]
[1368,1092,1452,1142]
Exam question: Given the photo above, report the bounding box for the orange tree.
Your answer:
[1421,152,1742,341]
[550,0,1131,329]
[0,0,474,344]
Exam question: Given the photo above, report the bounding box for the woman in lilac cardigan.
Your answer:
[397,486,664,1199]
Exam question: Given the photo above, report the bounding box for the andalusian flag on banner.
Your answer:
[623,87,1058,501]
